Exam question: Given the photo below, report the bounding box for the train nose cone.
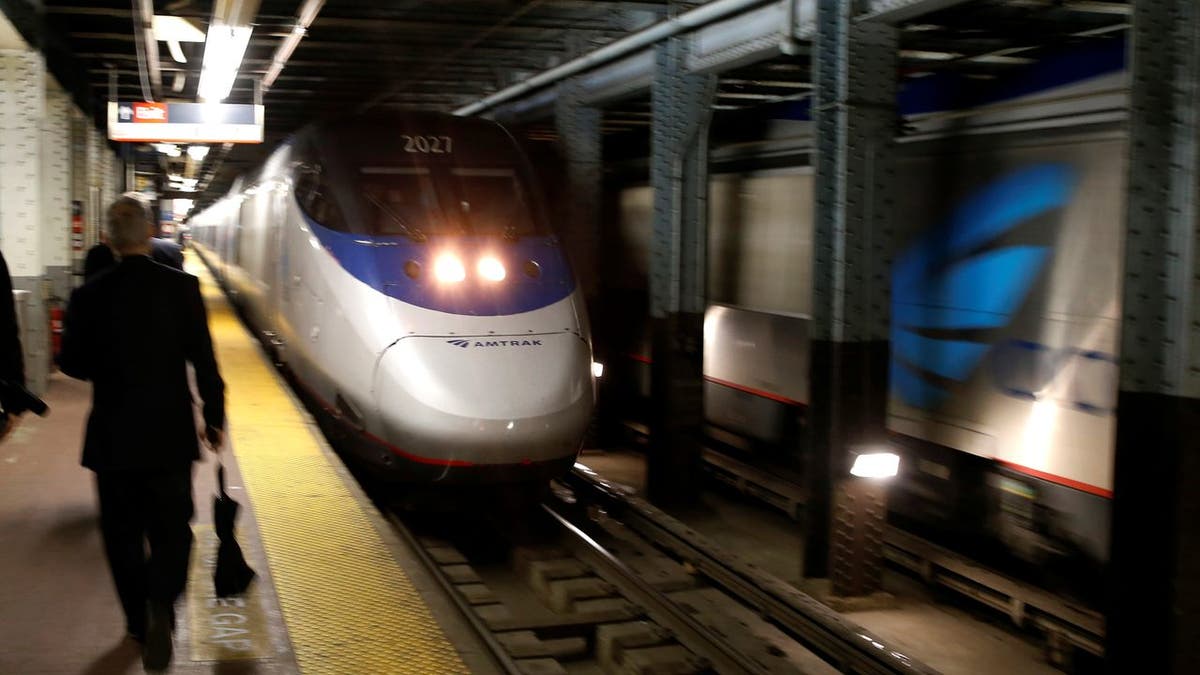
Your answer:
[386,333,591,418]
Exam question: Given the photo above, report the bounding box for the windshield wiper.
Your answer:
[364,191,426,242]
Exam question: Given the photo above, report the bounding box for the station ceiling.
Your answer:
[31,0,1129,210]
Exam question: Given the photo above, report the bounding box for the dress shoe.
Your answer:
[142,600,174,671]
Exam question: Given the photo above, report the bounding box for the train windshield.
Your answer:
[359,165,543,238]
[360,167,445,237]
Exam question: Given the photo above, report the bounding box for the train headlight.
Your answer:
[850,452,900,479]
[591,361,605,378]
[434,254,466,283]
[477,256,506,282]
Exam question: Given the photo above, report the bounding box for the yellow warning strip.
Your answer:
[192,252,468,674]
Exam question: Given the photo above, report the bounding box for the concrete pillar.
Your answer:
[69,107,89,275]
[803,0,898,589]
[42,76,71,302]
[1107,1,1200,672]
[0,47,48,394]
[645,26,717,506]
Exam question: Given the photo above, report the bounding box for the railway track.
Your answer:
[387,468,938,675]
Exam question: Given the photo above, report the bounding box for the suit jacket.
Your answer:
[84,239,185,282]
[0,250,24,391]
[59,256,224,472]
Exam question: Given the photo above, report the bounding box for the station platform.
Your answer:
[0,254,492,674]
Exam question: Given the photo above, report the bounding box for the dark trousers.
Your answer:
[95,467,194,635]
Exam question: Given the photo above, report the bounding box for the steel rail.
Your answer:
[565,467,940,675]
[541,503,758,675]
[384,511,525,675]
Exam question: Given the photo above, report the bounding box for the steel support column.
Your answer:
[554,81,602,301]
[646,29,716,506]
[804,0,897,589]
[1109,1,1200,671]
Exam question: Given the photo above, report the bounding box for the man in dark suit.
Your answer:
[83,192,185,281]
[0,248,25,441]
[59,194,225,671]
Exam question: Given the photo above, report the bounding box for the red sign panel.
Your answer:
[132,102,168,123]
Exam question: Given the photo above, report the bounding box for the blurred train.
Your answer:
[189,112,595,483]
[605,95,1123,601]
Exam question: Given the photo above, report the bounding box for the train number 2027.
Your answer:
[403,135,453,154]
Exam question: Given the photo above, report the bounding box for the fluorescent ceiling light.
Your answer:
[153,143,181,157]
[187,145,210,161]
[153,15,205,42]
[198,23,252,102]
[970,54,1037,65]
[900,49,961,61]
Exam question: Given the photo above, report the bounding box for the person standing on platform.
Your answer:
[83,192,185,282]
[59,194,225,671]
[0,248,25,442]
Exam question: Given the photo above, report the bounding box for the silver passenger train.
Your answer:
[608,117,1121,600]
[189,112,595,483]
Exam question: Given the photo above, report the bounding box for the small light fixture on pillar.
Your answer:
[849,450,900,479]
[828,445,900,604]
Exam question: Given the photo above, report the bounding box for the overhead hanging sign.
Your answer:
[108,101,264,143]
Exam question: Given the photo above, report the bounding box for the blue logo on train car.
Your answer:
[890,165,1077,410]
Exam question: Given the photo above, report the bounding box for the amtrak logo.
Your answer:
[446,338,544,349]
[890,164,1077,410]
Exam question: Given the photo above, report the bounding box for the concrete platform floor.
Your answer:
[577,447,1062,675]
[0,372,300,674]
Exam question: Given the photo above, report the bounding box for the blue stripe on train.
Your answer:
[306,218,576,316]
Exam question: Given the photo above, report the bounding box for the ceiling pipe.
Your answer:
[131,0,161,100]
[263,0,325,91]
[453,0,773,117]
[779,0,803,56]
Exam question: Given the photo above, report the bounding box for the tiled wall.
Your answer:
[0,47,121,393]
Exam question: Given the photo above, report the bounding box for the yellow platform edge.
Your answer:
[191,250,468,675]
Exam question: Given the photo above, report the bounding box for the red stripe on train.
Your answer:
[997,460,1112,499]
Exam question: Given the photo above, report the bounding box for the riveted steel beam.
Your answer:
[554,81,603,301]
[649,38,716,319]
[857,0,977,24]
[1108,1,1200,672]
[803,0,898,585]
[646,26,717,507]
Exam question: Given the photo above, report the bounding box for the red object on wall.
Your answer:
[49,305,64,359]
[71,200,84,253]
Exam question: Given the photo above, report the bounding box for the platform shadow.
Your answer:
[45,508,99,542]
[78,637,139,675]
[213,660,275,674]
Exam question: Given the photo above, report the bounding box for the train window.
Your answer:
[294,163,348,231]
[447,167,537,237]
[360,167,444,238]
